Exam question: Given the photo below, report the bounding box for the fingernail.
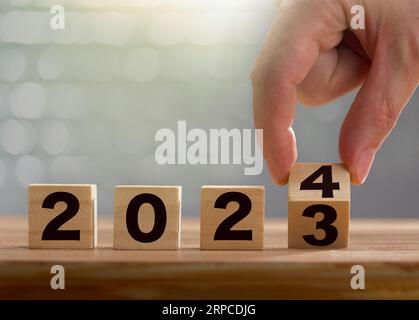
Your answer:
[267,162,288,185]
[270,169,287,185]
[356,148,376,184]
[276,174,289,185]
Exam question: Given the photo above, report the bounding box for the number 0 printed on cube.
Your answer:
[113,186,181,250]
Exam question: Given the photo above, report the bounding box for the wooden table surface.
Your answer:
[1,216,419,299]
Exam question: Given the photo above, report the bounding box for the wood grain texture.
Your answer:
[28,184,97,249]
[2,216,419,299]
[114,186,181,250]
[288,163,350,249]
[200,186,265,250]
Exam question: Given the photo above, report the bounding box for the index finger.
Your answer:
[251,0,346,184]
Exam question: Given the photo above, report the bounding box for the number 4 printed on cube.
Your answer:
[288,163,350,249]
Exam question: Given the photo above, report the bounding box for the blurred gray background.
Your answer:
[0,0,418,217]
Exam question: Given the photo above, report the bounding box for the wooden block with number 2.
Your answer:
[288,163,350,249]
[28,184,97,249]
[200,186,265,250]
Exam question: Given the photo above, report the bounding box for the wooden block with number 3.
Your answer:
[288,163,350,249]
[200,186,265,250]
[28,184,97,249]
[114,186,181,250]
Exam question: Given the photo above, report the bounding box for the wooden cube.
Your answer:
[28,184,97,249]
[114,186,181,250]
[200,186,265,250]
[288,163,350,249]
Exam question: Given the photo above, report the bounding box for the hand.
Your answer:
[252,0,419,184]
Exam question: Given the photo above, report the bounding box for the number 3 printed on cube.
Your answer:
[288,163,350,249]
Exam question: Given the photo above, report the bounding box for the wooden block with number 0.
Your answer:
[288,163,350,249]
[114,186,181,250]
[28,184,97,249]
[200,186,265,250]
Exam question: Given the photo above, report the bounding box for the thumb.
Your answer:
[339,44,418,184]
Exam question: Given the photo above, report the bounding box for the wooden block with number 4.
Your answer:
[288,163,350,249]
[28,184,97,249]
[114,186,181,250]
[200,186,265,250]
